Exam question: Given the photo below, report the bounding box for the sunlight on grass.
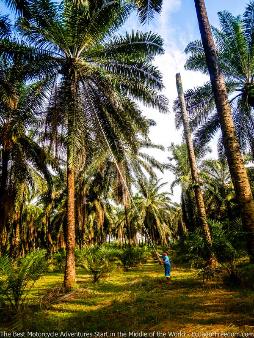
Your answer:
[1,261,253,333]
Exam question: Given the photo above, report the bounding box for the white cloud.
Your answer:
[143,56,207,202]
[123,1,210,202]
[157,0,181,38]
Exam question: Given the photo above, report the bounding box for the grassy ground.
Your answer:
[1,261,254,335]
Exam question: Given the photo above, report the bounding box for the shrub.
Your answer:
[96,245,122,263]
[79,244,150,280]
[76,245,122,266]
[117,246,149,271]
[173,220,245,268]
[82,247,114,283]
[239,263,254,289]
[221,263,241,288]
[0,250,48,312]
[210,220,243,263]
[173,230,207,268]
[51,249,66,272]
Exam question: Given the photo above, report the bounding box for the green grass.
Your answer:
[0,261,254,334]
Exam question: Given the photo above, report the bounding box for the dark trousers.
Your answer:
[164,264,170,277]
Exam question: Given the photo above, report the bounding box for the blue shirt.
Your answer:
[162,255,170,265]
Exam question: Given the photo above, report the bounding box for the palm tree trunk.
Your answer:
[64,72,77,290]
[194,0,254,263]
[176,72,217,266]
[64,164,76,290]
[182,189,197,232]
[0,149,10,243]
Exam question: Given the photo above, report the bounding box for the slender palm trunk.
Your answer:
[64,70,77,290]
[0,149,10,245]
[177,218,187,240]
[194,0,254,262]
[181,190,196,232]
[64,163,76,290]
[176,73,217,266]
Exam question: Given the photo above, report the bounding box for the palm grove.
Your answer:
[0,0,254,294]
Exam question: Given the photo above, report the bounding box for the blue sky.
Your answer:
[0,0,248,200]
[170,0,246,43]
[131,0,248,200]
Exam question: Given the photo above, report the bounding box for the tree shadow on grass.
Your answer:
[1,269,254,333]
[3,273,252,333]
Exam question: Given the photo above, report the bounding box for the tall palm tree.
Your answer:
[15,0,167,289]
[0,13,56,255]
[176,73,216,265]
[176,3,254,158]
[193,0,254,263]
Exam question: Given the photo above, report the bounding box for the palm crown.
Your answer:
[4,0,163,24]
[15,1,167,161]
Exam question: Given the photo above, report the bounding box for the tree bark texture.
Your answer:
[0,149,10,247]
[176,73,216,265]
[194,0,254,262]
[64,165,76,290]
[64,70,77,290]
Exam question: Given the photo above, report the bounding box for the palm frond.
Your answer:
[243,1,254,50]
[194,113,220,151]
[133,0,162,24]
[3,0,31,17]
[184,40,208,74]
[88,31,164,61]
[0,16,12,38]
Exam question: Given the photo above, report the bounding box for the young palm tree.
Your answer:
[193,0,254,263]
[14,0,167,289]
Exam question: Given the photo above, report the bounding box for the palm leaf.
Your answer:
[133,0,163,24]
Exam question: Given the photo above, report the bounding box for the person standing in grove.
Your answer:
[161,252,171,284]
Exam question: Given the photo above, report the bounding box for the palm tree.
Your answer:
[0,14,57,255]
[1,0,31,17]
[130,177,174,245]
[168,143,209,233]
[193,0,254,263]
[176,3,254,158]
[14,0,167,289]
[0,56,52,254]
[8,175,48,257]
[200,159,236,221]
[176,72,216,265]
